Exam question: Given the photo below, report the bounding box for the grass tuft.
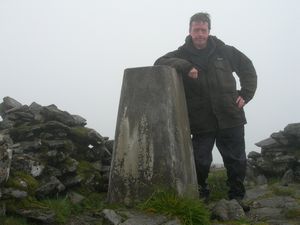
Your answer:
[139,190,210,225]
[207,169,229,201]
[41,197,72,224]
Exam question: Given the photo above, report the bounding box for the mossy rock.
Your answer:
[5,171,39,195]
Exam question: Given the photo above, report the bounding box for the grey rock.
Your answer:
[245,185,270,201]
[253,196,299,210]
[68,192,85,204]
[62,157,79,173]
[162,219,182,225]
[256,174,268,185]
[255,137,281,149]
[247,151,261,159]
[62,175,83,188]
[36,176,65,198]
[72,114,87,126]
[2,188,28,199]
[28,102,43,122]
[281,169,294,185]
[6,110,34,122]
[12,139,42,153]
[212,199,245,221]
[0,202,5,216]
[284,123,300,138]
[265,220,294,225]
[0,147,13,184]
[249,207,283,221]
[0,118,14,129]
[0,96,22,117]
[30,162,45,177]
[120,213,169,225]
[271,131,290,146]
[40,104,78,127]
[16,208,56,224]
[102,209,123,225]
[87,128,105,145]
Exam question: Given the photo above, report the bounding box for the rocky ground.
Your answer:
[61,179,300,225]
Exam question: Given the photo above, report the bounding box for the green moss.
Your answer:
[72,192,106,214]
[5,196,47,214]
[284,208,300,219]
[271,185,295,196]
[5,171,39,195]
[5,196,74,224]
[69,127,89,140]
[77,160,94,177]
[63,140,74,151]
[40,197,72,224]
[0,216,29,225]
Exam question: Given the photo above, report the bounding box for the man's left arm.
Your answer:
[228,46,258,105]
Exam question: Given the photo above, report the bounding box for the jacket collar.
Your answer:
[180,35,225,56]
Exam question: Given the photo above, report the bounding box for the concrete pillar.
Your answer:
[107,66,198,206]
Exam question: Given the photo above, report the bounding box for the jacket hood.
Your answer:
[179,35,225,55]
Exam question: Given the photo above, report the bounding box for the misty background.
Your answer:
[1,0,299,163]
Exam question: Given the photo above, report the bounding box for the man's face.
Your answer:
[189,21,210,49]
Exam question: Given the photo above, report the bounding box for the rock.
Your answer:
[271,131,290,146]
[119,212,169,225]
[36,176,65,198]
[249,207,283,221]
[256,174,268,185]
[162,219,182,225]
[101,209,123,225]
[255,137,281,149]
[68,191,85,204]
[0,201,5,216]
[16,208,56,224]
[281,169,294,185]
[2,188,28,199]
[245,185,270,201]
[247,151,261,159]
[0,146,13,184]
[284,123,300,139]
[11,139,42,153]
[0,96,22,118]
[212,199,245,221]
[72,114,87,126]
[254,196,299,210]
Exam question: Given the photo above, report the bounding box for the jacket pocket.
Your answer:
[214,60,236,92]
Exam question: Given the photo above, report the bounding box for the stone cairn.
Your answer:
[0,97,112,222]
[246,123,300,185]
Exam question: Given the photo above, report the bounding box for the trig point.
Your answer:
[107,66,198,206]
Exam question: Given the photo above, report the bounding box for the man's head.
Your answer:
[189,12,211,49]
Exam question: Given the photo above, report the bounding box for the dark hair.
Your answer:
[189,12,211,30]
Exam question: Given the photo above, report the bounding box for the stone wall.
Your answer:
[0,97,112,222]
[246,123,300,185]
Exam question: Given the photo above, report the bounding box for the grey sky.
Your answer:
[1,0,299,163]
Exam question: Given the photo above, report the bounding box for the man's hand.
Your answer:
[188,67,198,79]
[236,96,246,109]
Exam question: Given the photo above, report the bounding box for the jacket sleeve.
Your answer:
[154,50,194,74]
[227,46,257,103]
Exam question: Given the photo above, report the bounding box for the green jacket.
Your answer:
[154,35,257,134]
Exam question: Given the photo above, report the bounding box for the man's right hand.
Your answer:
[188,67,198,79]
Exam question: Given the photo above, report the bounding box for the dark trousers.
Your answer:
[192,126,246,199]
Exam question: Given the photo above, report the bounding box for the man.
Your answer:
[154,12,257,206]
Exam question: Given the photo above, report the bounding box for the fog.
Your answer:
[1,0,299,163]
